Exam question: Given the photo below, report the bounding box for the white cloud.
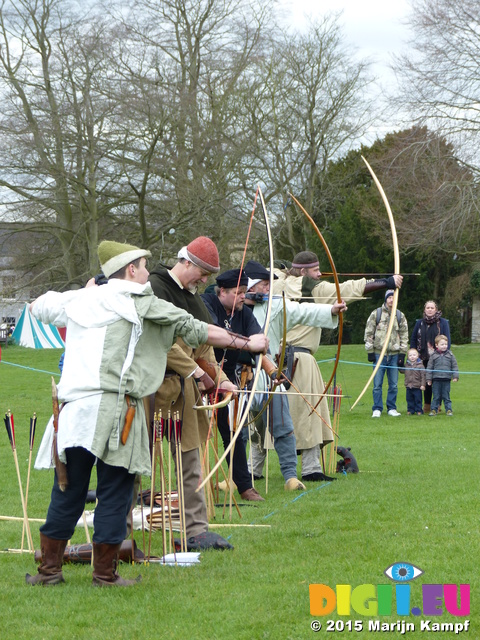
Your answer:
[279,0,411,75]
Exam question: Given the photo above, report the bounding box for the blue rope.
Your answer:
[318,358,478,375]
[253,481,335,526]
[0,360,60,377]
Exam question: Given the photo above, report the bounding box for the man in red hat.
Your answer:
[148,237,244,549]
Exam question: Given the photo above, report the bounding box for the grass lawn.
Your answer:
[0,343,478,639]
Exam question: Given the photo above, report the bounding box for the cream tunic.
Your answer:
[34,280,208,475]
[272,272,366,449]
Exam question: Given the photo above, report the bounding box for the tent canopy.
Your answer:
[12,303,65,349]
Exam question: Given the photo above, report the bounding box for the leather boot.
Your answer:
[26,533,67,585]
[423,403,431,414]
[37,539,156,565]
[92,542,141,587]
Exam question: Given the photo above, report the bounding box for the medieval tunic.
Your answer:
[201,292,263,492]
[148,264,229,452]
[148,264,231,538]
[34,279,208,476]
[250,289,338,450]
[201,292,262,380]
[272,272,365,450]
[251,292,339,357]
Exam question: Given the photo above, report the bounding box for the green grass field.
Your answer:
[0,344,478,639]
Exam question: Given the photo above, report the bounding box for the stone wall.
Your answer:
[472,297,480,343]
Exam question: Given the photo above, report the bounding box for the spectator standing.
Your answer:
[364,290,408,418]
[426,334,459,416]
[410,300,451,413]
[401,348,426,415]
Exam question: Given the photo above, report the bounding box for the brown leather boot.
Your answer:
[26,533,67,585]
[92,542,141,587]
[37,539,155,565]
[423,403,431,414]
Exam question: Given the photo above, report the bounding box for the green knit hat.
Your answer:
[98,241,151,278]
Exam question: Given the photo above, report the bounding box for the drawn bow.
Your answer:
[288,193,343,412]
[196,186,275,493]
[350,156,400,410]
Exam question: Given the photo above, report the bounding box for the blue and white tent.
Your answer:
[12,303,65,349]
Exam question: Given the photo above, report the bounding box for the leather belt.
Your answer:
[291,346,311,355]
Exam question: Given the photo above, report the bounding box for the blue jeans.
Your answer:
[406,388,423,413]
[251,390,298,481]
[372,354,399,413]
[431,380,452,411]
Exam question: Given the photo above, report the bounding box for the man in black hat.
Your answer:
[244,259,347,489]
[202,268,277,501]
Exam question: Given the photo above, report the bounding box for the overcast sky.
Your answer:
[278,0,413,139]
[279,0,412,73]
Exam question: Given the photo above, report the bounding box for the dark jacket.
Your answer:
[426,349,459,382]
[410,317,450,361]
[201,292,261,381]
[149,263,212,323]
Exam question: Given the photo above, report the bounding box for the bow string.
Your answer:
[287,193,343,413]
[350,156,400,410]
[196,185,275,493]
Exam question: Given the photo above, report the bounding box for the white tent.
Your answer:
[11,303,65,349]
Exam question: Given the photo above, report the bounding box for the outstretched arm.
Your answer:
[363,274,403,294]
[205,325,268,354]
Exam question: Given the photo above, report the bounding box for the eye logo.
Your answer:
[384,562,424,582]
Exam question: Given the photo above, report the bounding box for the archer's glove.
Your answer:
[397,354,405,369]
[368,353,376,363]
[94,273,108,286]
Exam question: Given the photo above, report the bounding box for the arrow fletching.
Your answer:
[4,411,13,448]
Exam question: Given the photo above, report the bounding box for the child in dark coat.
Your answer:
[401,348,426,415]
[426,335,459,416]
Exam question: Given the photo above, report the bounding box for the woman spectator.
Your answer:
[410,300,451,413]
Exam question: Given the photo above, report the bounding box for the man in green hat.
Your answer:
[27,240,268,586]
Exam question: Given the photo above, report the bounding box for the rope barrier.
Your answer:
[330,359,475,375]
[315,357,476,375]
[0,360,60,377]
[1,355,475,378]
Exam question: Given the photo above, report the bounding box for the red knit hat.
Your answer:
[185,236,220,273]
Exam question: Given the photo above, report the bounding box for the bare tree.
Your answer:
[242,15,376,254]
[394,0,480,169]
[391,0,480,271]
[0,0,131,288]
[0,0,386,290]
[107,0,275,264]
[359,128,480,267]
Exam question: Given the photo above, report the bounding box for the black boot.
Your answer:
[92,542,141,586]
[302,472,337,482]
[26,533,67,585]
